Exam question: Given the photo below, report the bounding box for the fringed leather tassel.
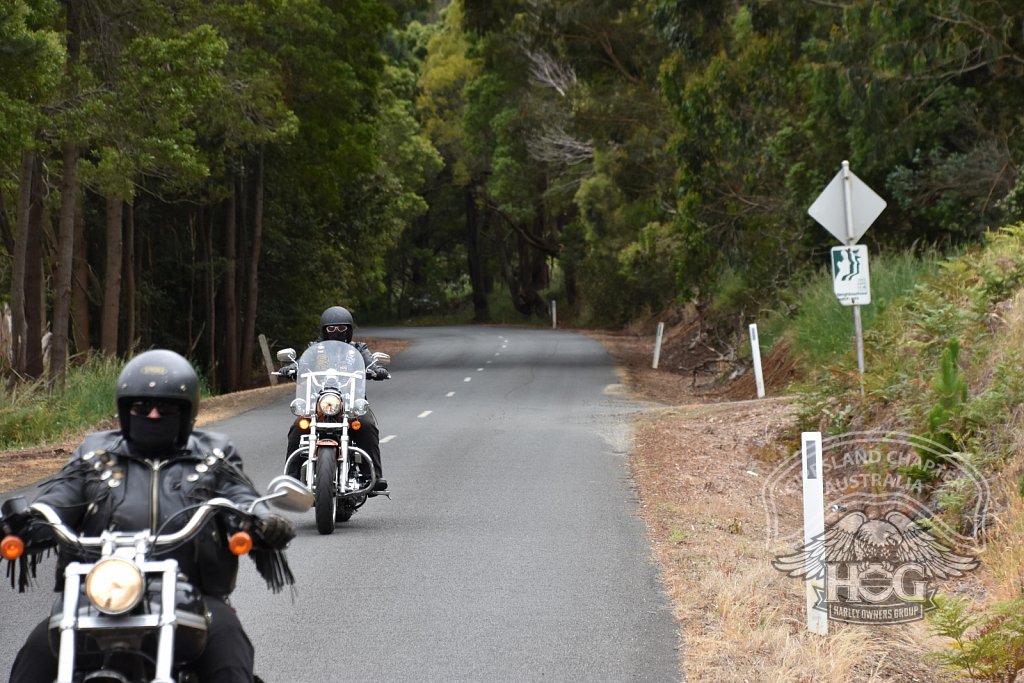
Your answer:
[249,549,295,595]
[5,550,46,593]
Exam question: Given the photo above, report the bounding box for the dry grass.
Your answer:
[596,325,958,683]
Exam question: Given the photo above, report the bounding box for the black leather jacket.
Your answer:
[24,429,288,597]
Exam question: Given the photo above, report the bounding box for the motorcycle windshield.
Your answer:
[294,341,366,416]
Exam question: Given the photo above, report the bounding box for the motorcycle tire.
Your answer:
[335,504,354,523]
[313,446,338,535]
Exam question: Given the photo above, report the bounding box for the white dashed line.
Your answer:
[417,410,433,418]
[477,368,484,372]
[464,377,472,383]
[446,391,455,397]
[380,435,397,443]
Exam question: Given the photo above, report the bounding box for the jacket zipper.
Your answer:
[146,459,166,531]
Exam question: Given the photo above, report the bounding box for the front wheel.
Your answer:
[313,446,338,535]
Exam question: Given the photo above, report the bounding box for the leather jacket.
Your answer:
[26,429,285,597]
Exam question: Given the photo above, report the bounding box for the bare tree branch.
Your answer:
[524,48,577,97]
[526,125,593,166]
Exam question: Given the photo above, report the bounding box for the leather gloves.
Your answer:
[256,514,296,549]
[367,367,390,380]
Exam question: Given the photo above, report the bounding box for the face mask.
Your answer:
[128,414,182,454]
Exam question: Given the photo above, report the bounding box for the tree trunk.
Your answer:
[224,183,239,390]
[71,197,90,355]
[24,154,45,378]
[465,187,490,322]
[50,142,78,386]
[100,194,123,356]
[239,149,264,389]
[202,206,217,389]
[50,0,83,383]
[123,201,135,352]
[10,151,35,377]
[0,189,13,256]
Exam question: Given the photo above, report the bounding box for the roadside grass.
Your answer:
[777,224,1024,680]
[0,354,121,450]
[760,248,944,367]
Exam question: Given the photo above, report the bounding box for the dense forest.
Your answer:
[1,0,1022,392]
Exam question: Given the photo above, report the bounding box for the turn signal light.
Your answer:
[298,418,311,430]
[351,420,361,431]
[1,535,25,561]
[228,531,253,556]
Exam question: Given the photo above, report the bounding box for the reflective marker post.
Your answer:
[749,324,765,398]
[652,322,665,369]
[551,300,557,329]
[802,431,828,636]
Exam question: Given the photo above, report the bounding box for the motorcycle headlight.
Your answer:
[317,393,342,417]
[289,398,307,417]
[85,558,143,615]
[353,398,369,416]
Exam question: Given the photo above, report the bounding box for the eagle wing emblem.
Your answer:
[771,511,866,580]
[885,511,978,579]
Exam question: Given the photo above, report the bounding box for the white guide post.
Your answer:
[749,324,765,398]
[802,431,828,635]
[551,300,557,329]
[652,322,665,369]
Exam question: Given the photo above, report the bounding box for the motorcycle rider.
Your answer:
[5,349,296,683]
[281,305,390,491]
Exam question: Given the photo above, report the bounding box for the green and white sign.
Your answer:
[831,245,870,306]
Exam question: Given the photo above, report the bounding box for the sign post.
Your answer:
[808,161,886,393]
[802,431,827,636]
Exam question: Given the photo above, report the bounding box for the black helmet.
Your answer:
[319,306,354,343]
[116,349,200,447]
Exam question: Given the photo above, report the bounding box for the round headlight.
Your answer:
[353,398,369,416]
[85,558,143,615]
[289,398,307,417]
[317,393,342,416]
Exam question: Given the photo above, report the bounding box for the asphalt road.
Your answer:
[0,326,679,682]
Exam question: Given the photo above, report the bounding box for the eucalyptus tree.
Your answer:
[657,0,1024,323]
[1,0,63,381]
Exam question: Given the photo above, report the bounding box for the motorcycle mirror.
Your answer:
[371,352,391,366]
[260,475,314,513]
[276,348,296,363]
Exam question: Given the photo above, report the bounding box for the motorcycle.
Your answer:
[0,476,312,683]
[275,341,391,534]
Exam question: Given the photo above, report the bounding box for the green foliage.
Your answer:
[790,224,1024,542]
[762,250,939,367]
[900,339,968,488]
[0,354,121,450]
[929,595,1024,683]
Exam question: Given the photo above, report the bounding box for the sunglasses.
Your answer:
[130,399,183,416]
[324,324,349,333]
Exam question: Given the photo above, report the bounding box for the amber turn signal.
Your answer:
[1,535,25,561]
[351,420,361,430]
[227,531,253,556]
[298,418,311,430]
